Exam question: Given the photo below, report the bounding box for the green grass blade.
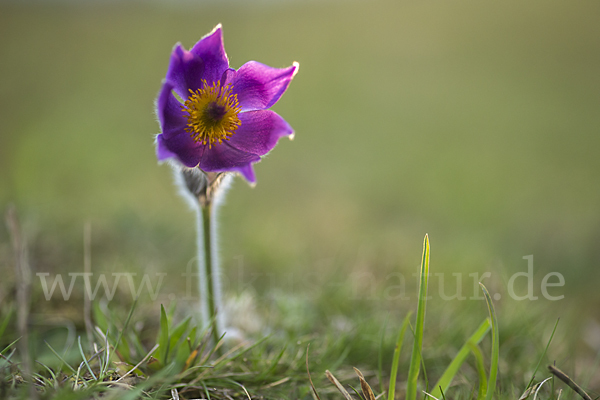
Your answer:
[430,318,490,399]
[350,385,367,400]
[117,334,132,364]
[0,337,21,356]
[46,340,77,374]
[92,301,109,333]
[0,305,14,340]
[388,312,413,400]
[469,343,488,400]
[158,304,170,365]
[99,329,112,379]
[171,316,191,340]
[330,345,351,372]
[419,338,430,395]
[177,324,198,366]
[525,318,559,393]
[169,316,191,353]
[115,298,138,359]
[583,348,600,390]
[258,344,287,380]
[116,365,175,400]
[210,335,269,370]
[479,283,499,400]
[378,318,388,394]
[202,382,212,400]
[77,335,97,381]
[36,360,58,383]
[406,234,430,400]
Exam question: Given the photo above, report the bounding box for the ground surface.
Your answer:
[1,0,599,398]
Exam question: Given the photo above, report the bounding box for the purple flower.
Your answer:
[155,25,298,183]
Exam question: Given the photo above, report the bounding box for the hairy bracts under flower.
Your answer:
[155,25,298,183]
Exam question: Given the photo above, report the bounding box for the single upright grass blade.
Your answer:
[45,341,76,374]
[469,342,488,400]
[0,337,20,357]
[169,316,191,352]
[77,336,96,381]
[378,318,388,394]
[158,304,170,365]
[479,283,499,400]
[524,318,559,394]
[406,234,430,400]
[114,298,139,364]
[429,318,491,399]
[0,305,14,340]
[388,312,412,400]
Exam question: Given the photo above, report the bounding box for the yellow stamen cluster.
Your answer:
[182,80,242,148]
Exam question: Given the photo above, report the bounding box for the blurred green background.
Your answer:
[1,0,599,335]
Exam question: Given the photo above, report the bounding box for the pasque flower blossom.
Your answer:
[156,25,298,183]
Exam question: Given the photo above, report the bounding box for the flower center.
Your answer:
[182,80,242,148]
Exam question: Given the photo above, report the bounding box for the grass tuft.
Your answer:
[480,283,499,400]
[388,312,412,400]
[429,318,490,399]
[0,234,580,399]
[406,234,430,400]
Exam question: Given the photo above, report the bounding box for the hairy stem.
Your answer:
[197,202,222,350]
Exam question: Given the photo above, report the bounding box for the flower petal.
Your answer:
[224,61,298,111]
[236,164,256,183]
[156,132,204,168]
[165,44,206,98]
[198,142,260,173]
[156,81,187,138]
[156,134,178,161]
[190,25,229,86]
[228,110,293,156]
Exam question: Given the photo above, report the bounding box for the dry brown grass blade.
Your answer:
[5,205,36,398]
[306,344,322,400]
[184,349,199,371]
[519,384,536,400]
[326,370,353,400]
[548,365,592,400]
[261,377,291,390]
[83,222,94,354]
[354,368,377,400]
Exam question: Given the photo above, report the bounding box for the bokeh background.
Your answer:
[1,0,600,378]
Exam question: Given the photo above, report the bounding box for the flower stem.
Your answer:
[197,202,222,351]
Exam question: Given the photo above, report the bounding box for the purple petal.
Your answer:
[190,25,229,86]
[156,134,178,161]
[156,81,187,139]
[227,110,293,156]
[236,164,256,183]
[223,61,298,111]
[165,44,206,98]
[156,132,204,168]
[198,142,260,172]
